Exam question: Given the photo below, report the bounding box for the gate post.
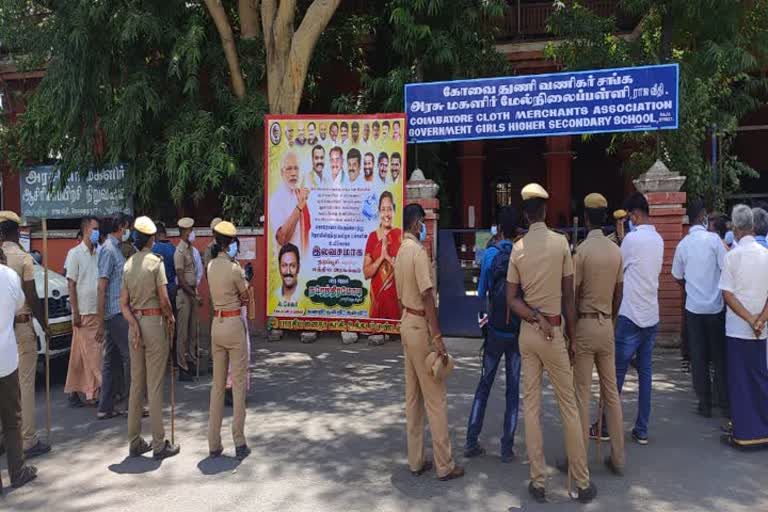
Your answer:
[406,169,441,293]
[633,159,687,347]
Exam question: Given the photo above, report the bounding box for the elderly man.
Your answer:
[672,199,728,419]
[329,146,346,186]
[719,205,768,449]
[752,207,768,249]
[272,151,310,252]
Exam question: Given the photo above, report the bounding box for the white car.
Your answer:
[32,260,73,367]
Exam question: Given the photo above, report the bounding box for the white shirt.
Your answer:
[718,236,768,339]
[66,241,100,315]
[192,246,203,287]
[275,286,299,304]
[270,181,302,249]
[671,225,726,314]
[0,264,25,378]
[618,224,664,328]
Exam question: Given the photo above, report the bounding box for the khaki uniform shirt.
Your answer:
[394,233,433,311]
[507,222,573,316]
[174,240,197,288]
[123,248,168,310]
[574,229,623,316]
[2,241,34,315]
[207,253,248,310]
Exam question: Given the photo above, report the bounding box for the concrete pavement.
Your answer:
[1,335,766,511]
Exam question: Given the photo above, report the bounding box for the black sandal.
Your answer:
[411,460,433,476]
[97,410,126,420]
[11,465,38,488]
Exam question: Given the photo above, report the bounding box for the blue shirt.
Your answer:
[756,235,768,249]
[671,225,726,314]
[96,235,126,319]
[477,239,517,338]
[152,240,177,293]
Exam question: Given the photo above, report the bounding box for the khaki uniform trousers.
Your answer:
[573,316,624,468]
[519,321,589,489]
[401,312,455,478]
[16,322,39,450]
[176,292,197,368]
[208,316,248,451]
[127,315,169,452]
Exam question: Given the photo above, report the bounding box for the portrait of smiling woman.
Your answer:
[363,191,402,320]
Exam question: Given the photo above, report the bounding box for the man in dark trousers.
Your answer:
[464,207,521,463]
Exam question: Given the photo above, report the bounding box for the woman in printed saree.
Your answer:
[364,191,402,320]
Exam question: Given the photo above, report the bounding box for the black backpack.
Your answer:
[488,243,521,334]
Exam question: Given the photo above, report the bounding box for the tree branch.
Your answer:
[239,0,261,40]
[204,0,247,99]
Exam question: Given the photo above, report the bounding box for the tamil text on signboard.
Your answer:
[405,64,679,143]
[20,165,132,219]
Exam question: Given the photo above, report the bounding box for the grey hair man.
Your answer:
[751,207,768,248]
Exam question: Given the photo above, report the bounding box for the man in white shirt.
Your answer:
[718,204,768,448]
[305,145,327,190]
[329,146,347,186]
[609,192,664,445]
[65,216,103,405]
[271,151,310,252]
[672,199,728,418]
[0,250,39,489]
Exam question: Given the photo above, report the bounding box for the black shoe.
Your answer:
[528,482,546,504]
[632,431,648,445]
[604,456,624,476]
[225,389,233,407]
[577,482,598,503]
[463,445,485,458]
[178,370,194,382]
[153,440,181,461]
[235,445,251,461]
[24,441,51,459]
[500,451,516,464]
[410,460,433,476]
[69,393,85,408]
[555,458,568,474]
[209,447,223,458]
[10,465,37,489]
[129,438,152,457]
[589,421,610,441]
[697,403,712,418]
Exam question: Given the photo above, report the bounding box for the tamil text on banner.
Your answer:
[20,164,133,219]
[265,115,406,333]
[405,64,679,144]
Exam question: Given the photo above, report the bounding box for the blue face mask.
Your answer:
[725,231,734,246]
[419,222,427,242]
[227,242,238,259]
[627,220,636,232]
[89,229,100,245]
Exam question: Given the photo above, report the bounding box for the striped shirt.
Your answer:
[97,235,126,319]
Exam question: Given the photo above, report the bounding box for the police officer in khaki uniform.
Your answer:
[393,203,464,481]
[174,217,201,378]
[0,211,51,458]
[570,193,625,475]
[206,221,251,460]
[607,209,627,246]
[120,216,179,460]
[506,184,596,503]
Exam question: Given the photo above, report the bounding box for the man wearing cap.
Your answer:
[175,217,201,380]
[607,210,627,246]
[506,184,596,504]
[569,193,625,475]
[0,211,51,458]
[207,220,251,460]
[393,203,464,482]
[120,216,179,460]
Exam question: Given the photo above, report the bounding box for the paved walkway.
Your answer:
[2,335,766,511]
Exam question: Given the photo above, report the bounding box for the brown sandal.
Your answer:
[410,460,433,476]
[438,465,465,481]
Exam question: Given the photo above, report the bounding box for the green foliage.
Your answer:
[546,0,768,208]
[0,1,268,224]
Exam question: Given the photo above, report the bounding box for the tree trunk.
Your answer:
[204,0,247,99]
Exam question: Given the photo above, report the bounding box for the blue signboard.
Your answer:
[404,64,679,144]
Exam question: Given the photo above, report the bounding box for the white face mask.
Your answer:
[188,231,196,243]
[122,229,131,242]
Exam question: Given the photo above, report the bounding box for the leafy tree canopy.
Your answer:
[546,0,768,206]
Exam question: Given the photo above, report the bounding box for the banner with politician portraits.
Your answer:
[264,114,406,333]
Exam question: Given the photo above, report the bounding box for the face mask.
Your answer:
[628,220,636,232]
[122,229,131,242]
[490,225,498,237]
[725,231,735,246]
[419,222,427,242]
[227,242,238,259]
[188,231,196,243]
[89,229,100,245]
